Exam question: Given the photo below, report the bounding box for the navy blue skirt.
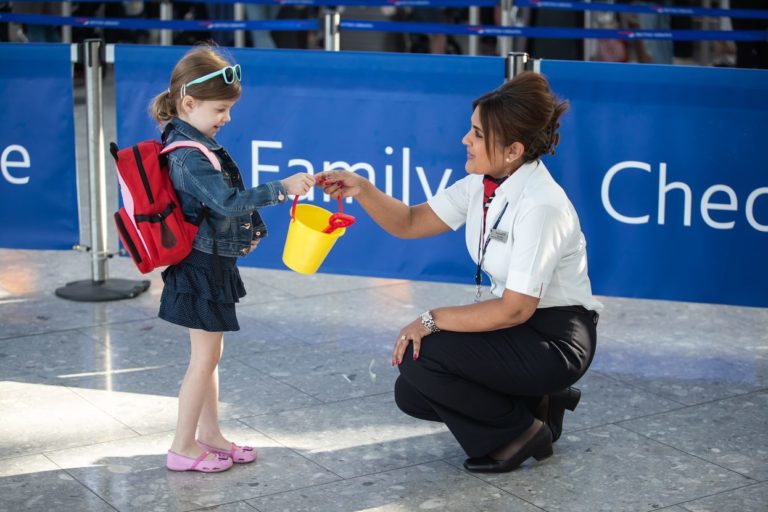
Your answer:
[159,249,246,332]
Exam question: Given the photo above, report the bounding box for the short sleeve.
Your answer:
[427,175,472,231]
[505,204,571,298]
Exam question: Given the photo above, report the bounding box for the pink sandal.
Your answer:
[197,440,257,464]
[166,450,233,473]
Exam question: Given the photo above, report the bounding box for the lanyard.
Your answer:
[475,200,509,302]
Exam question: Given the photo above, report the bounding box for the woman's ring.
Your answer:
[400,335,406,340]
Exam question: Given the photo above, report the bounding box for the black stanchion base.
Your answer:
[55,278,150,302]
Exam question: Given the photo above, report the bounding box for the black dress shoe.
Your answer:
[535,387,581,443]
[463,422,553,473]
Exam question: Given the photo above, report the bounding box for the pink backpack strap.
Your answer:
[161,141,221,172]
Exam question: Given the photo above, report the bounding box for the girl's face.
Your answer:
[461,107,509,179]
[181,98,238,139]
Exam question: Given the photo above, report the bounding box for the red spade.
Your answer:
[322,197,356,233]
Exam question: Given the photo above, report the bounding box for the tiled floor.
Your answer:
[1,248,766,512]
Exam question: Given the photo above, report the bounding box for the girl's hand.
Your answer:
[392,317,431,366]
[315,170,366,199]
[281,173,315,196]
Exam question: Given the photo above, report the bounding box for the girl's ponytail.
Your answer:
[150,89,177,125]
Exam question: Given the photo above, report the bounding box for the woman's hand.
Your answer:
[392,317,432,366]
[315,170,367,199]
[281,173,315,197]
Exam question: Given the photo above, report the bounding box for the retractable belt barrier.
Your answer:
[0,13,320,32]
[7,0,500,6]
[514,0,768,21]
[3,12,766,41]
[340,19,768,41]
[6,0,768,20]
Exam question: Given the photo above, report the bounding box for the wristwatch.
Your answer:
[420,310,440,334]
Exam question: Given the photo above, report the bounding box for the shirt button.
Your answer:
[278,193,285,202]
[255,231,261,236]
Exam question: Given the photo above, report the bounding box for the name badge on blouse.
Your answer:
[489,228,508,243]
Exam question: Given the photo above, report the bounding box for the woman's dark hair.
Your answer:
[472,71,569,163]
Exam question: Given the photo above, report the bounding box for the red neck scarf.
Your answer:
[483,175,507,218]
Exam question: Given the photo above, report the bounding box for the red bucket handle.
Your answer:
[290,195,345,221]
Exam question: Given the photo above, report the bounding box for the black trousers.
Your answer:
[395,306,598,458]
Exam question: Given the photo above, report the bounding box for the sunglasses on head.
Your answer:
[180,64,242,98]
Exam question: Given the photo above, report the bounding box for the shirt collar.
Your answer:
[168,118,222,151]
[495,160,541,205]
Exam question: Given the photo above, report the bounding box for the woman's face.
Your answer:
[462,107,508,178]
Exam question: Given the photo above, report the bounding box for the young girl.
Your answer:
[150,45,314,473]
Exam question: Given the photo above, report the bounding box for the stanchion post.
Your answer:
[84,39,108,283]
[531,57,542,74]
[55,40,150,302]
[700,0,712,65]
[498,0,513,56]
[468,6,480,56]
[505,51,528,81]
[324,9,340,52]
[234,3,246,48]
[583,0,593,61]
[160,0,173,46]
[62,2,72,43]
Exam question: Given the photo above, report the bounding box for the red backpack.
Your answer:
[111,139,220,273]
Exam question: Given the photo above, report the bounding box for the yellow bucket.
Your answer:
[282,196,355,274]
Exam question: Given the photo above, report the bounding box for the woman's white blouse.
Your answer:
[428,160,603,312]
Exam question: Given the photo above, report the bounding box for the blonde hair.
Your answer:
[150,45,242,125]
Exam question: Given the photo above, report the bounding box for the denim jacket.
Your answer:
[164,118,287,258]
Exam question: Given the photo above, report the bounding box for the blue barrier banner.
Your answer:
[0,43,78,250]
[541,60,768,307]
[115,46,768,307]
[114,46,503,283]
